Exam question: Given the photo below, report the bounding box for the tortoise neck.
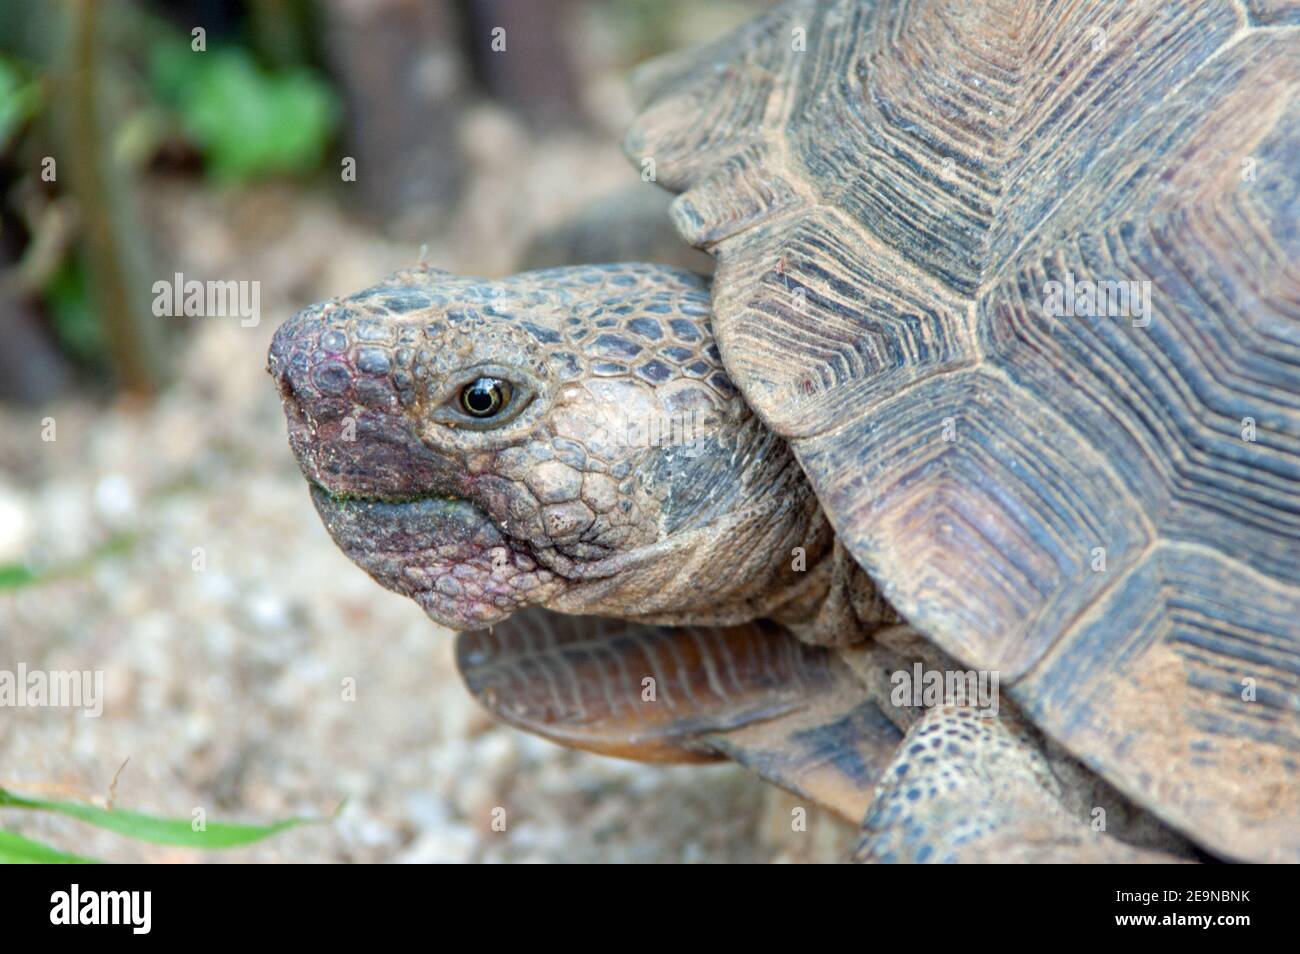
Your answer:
[776,537,901,646]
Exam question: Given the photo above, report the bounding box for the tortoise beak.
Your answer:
[308,486,531,631]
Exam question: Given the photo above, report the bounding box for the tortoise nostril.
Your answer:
[267,339,296,398]
[274,368,296,403]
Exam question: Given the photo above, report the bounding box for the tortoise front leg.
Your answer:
[855,706,1187,864]
[456,609,905,822]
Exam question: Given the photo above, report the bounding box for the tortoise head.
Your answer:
[268,263,832,632]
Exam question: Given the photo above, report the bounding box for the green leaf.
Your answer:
[0,562,38,590]
[0,56,41,150]
[0,533,136,591]
[43,255,105,366]
[0,789,319,849]
[151,44,338,182]
[0,829,98,864]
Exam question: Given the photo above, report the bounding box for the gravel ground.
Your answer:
[0,107,853,863]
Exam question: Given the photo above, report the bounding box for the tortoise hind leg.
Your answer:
[855,706,1187,863]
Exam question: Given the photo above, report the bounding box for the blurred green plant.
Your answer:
[0,829,96,863]
[42,254,105,367]
[0,787,320,863]
[0,55,41,150]
[602,0,764,62]
[603,0,679,59]
[151,42,338,183]
[0,563,37,589]
[0,531,136,593]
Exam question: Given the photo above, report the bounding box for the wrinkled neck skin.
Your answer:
[268,262,886,641]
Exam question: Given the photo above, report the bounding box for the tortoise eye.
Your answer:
[437,371,533,430]
[459,377,511,418]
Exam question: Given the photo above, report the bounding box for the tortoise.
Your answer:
[267,0,1300,862]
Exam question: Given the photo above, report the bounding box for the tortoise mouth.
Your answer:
[308,484,556,630]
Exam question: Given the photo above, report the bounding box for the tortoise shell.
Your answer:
[625,0,1300,861]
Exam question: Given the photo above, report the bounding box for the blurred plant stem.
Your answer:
[462,0,579,120]
[55,0,166,395]
[320,0,467,233]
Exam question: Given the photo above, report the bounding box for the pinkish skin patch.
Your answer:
[309,486,559,630]
[411,545,558,630]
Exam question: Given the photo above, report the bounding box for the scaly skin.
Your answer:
[268,263,874,635]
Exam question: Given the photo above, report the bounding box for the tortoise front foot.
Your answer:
[854,706,1187,864]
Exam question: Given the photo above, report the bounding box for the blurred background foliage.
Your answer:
[0,0,760,402]
[149,41,338,183]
